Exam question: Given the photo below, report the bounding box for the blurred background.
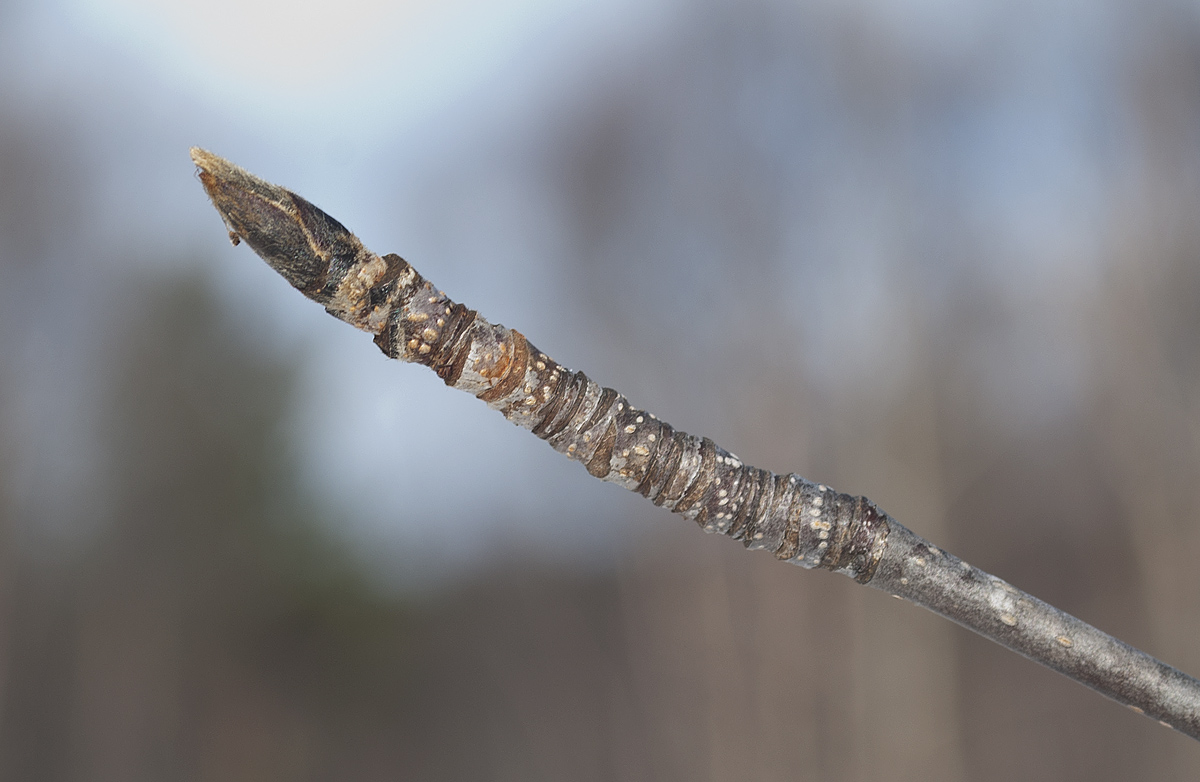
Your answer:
[2,0,1200,778]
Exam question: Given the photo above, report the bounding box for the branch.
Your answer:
[190,147,1200,740]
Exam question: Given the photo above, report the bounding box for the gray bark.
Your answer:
[191,147,1200,740]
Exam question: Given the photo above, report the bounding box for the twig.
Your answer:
[190,147,1200,739]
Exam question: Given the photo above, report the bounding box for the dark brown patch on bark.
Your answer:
[431,303,478,386]
[478,330,529,403]
[373,300,407,357]
[586,420,618,477]
[540,372,593,441]
[292,194,362,302]
[775,496,802,561]
[531,366,577,438]
[365,253,410,312]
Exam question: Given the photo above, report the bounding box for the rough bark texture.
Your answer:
[191,147,1200,740]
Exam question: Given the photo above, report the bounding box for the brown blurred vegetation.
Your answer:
[3,0,1200,780]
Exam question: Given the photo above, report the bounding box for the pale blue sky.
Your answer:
[65,0,668,152]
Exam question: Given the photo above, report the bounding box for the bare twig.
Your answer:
[191,147,1200,739]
